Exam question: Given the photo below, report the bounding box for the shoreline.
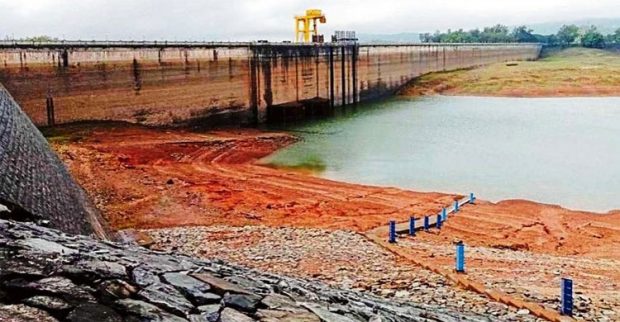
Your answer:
[50,122,620,320]
[398,48,620,99]
[49,122,620,255]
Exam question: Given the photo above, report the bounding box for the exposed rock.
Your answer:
[162,272,217,305]
[219,307,256,322]
[195,304,221,322]
[62,259,127,281]
[115,299,188,322]
[0,219,498,322]
[261,294,306,313]
[66,303,123,322]
[256,309,321,321]
[222,293,262,313]
[131,265,159,286]
[191,273,253,296]
[138,282,194,317]
[18,238,78,255]
[301,302,360,322]
[0,304,59,322]
[22,296,73,312]
[4,276,95,303]
[98,279,137,302]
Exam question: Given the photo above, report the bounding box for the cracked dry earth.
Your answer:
[144,226,545,322]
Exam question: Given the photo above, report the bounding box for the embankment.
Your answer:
[0,41,541,126]
[0,85,108,238]
[399,47,620,97]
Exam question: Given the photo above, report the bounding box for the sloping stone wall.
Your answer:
[0,86,108,238]
[0,219,489,321]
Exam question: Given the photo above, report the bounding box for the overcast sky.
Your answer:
[1,0,619,41]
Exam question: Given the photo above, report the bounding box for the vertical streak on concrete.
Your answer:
[341,46,346,106]
[315,47,320,98]
[249,46,259,124]
[329,46,335,108]
[351,44,358,105]
[295,52,300,102]
[61,49,69,68]
[443,47,446,71]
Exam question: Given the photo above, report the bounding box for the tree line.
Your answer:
[420,24,620,48]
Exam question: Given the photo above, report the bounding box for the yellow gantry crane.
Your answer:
[295,9,327,43]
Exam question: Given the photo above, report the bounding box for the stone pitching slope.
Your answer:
[0,219,491,322]
[0,85,107,238]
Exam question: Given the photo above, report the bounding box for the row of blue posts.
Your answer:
[386,192,573,317]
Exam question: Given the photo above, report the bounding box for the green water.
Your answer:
[261,96,620,213]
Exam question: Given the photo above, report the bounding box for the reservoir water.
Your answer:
[261,96,620,213]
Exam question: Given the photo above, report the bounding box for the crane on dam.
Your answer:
[294,9,326,43]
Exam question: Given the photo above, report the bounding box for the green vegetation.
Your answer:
[420,24,620,48]
[12,35,59,42]
[400,48,620,97]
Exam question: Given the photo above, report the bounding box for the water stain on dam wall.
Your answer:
[0,42,541,127]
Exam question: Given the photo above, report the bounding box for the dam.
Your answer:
[0,41,541,126]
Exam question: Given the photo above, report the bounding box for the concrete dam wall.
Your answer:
[0,85,109,238]
[0,42,541,126]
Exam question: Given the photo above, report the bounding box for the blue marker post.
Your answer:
[423,216,430,232]
[436,214,442,229]
[388,220,396,243]
[455,242,465,273]
[469,192,476,204]
[454,200,460,213]
[409,217,416,236]
[442,207,448,221]
[561,278,573,316]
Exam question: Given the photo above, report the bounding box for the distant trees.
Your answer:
[3,35,60,42]
[581,26,606,48]
[420,23,620,49]
[420,24,514,44]
[511,26,537,43]
[557,25,580,47]
[605,28,620,46]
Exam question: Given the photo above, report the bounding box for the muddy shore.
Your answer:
[49,122,620,321]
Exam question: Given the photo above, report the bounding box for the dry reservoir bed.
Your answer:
[49,123,620,321]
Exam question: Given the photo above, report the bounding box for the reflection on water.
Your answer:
[261,96,620,213]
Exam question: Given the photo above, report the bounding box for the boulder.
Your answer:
[222,293,262,313]
[0,304,59,322]
[191,273,253,296]
[196,304,221,322]
[22,296,72,313]
[162,272,218,305]
[219,307,256,322]
[115,299,188,322]
[98,279,137,303]
[138,282,194,317]
[3,276,95,303]
[66,303,123,322]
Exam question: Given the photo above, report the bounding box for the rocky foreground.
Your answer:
[0,219,497,322]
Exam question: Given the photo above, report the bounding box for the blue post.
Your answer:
[456,243,465,273]
[436,214,442,229]
[469,192,476,204]
[409,217,416,236]
[561,278,573,316]
[423,216,430,231]
[388,220,396,243]
[442,207,448,221]
[454,200,459,213]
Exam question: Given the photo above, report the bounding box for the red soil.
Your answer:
[53,123,620,260]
